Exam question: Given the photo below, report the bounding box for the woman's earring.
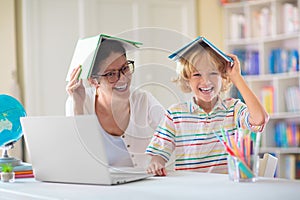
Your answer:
[92,78,100,86]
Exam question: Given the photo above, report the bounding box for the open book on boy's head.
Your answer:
[168,36,234,67]
[66,34,142,81]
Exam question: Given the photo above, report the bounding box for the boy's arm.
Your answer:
[227,54,269,126]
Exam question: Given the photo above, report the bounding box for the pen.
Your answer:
[237,159,254,178]
[77,65,82,80]
[225,130,232,148]
[225,142,254,178]
[221,129,227,143]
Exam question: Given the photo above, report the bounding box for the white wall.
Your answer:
[0,0,23,160]
[0,0,19,97]
[21,0,197,116]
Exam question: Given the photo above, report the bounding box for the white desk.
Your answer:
[0,171,299,200]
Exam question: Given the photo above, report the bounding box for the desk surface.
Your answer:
[1,171,299,200]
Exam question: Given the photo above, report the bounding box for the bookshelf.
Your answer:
[223,0,300,179]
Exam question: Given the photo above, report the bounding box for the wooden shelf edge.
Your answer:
[259,147,300,154]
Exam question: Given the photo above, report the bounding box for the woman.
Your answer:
[66,38,165,169]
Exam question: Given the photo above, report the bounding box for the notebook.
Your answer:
[20,115,153,185]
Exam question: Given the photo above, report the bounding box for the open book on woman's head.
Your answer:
[66,34,142,81]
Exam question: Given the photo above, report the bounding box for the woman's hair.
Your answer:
[173,43,232,95]
[91,39,126,75]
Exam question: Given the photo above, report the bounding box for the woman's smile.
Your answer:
[113,83,128,92]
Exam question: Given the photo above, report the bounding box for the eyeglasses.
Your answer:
[91,60,134,83]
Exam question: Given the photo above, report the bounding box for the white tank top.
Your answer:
[100,125,133,167]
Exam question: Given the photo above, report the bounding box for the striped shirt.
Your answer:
[146,96,265,174]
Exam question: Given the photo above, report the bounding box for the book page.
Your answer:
[66,35,99,81]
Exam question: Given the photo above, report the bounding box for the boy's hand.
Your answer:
[226,53,242,83]
[147,155,167,176]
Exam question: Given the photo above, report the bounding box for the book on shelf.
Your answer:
[230,13,246,39]
[65,34,142,81]
[296,155,300,179]
[251,7,273,37]
[261,86,274,114]
[282,154,300,180]
[251,10,260,38]
[282,3,300,33]
[275,122,287,147]
[285,155,296,179]
[285,86,300,112]
[260,7,273,36]
[269,49,299,74]
[168,36,234,67]
[232,49,259,75]
[274,121,300,148]
[288,50,299,72]
[247,51,259,75]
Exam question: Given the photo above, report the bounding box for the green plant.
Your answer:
[1,163,13,173]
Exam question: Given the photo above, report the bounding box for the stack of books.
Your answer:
[13,163,34,179]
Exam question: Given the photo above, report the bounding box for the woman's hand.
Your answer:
[66,65,86,114]
[147,155,167,176]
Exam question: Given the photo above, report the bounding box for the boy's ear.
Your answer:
[221,77,232,92]
[183,80,192,93]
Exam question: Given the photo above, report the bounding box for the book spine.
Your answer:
[261,86,274,114]
[285,155,296,179]
[230,14,246,39]
[285,86,300,112]
[15,173,34,179]
[296,155,300,179]
[14,170,34,175]
[282,3,299,33]
[233,49,260,75]
[259,7,271,36]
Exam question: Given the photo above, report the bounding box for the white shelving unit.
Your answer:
[223,0,300,179]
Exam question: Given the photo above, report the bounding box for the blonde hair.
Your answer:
[173,44,232,95]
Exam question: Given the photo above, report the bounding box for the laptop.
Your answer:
[20,115,153,185]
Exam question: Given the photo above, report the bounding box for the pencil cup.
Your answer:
[227,130,261,182]
[227,155,259,182]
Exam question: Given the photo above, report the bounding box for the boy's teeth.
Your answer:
[200,87,212,92]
